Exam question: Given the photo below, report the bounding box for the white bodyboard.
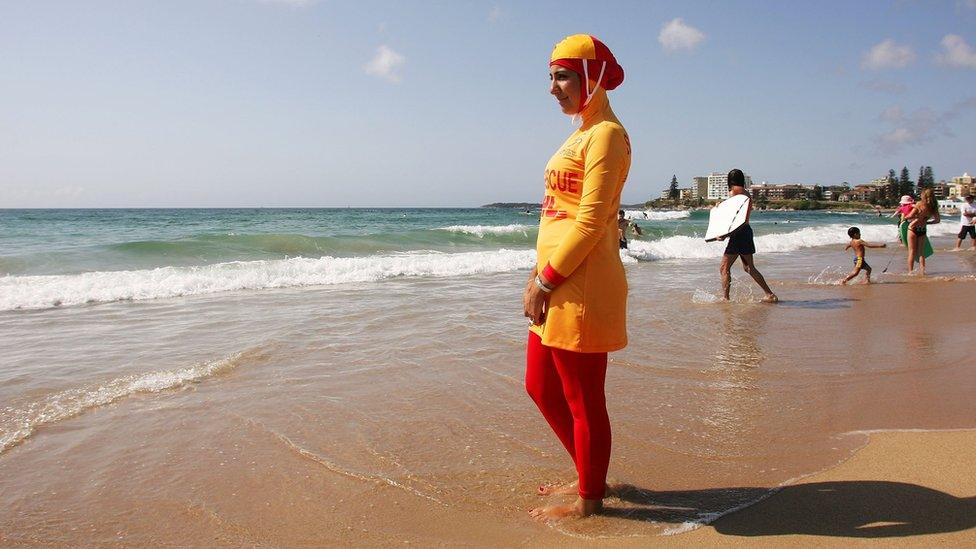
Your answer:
[705,194,750,242]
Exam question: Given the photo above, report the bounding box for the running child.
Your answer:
[842,226,886,284]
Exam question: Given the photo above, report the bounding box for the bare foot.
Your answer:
[537,481,620,498]
[529,497,602,521]
[537,480,578,496]
[762,293,779,303]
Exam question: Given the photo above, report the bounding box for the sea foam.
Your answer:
[624,210,691,221]
[0,348,265,454]
[626,222,958,261]
[0,249,537,310]
[434,224,534,237]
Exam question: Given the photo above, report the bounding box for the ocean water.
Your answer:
[2,207,975,544]
[1,207,959,310]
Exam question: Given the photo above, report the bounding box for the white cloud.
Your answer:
[873,97,976,155]
[861,39,916,70]
[364,45,406,83]
[879,105,903,122]
[658,18,705,53]
[935,34,976,69]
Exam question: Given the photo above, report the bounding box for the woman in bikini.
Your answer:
[905,187,940,275]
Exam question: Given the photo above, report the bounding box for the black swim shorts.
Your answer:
[958,225,976,240]
[724,224,756,256]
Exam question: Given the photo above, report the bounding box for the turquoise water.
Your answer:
[3,207,960,312]
[0,208,901,276]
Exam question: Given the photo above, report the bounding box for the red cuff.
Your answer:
[541,263,566,286]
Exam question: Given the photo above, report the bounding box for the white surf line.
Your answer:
[478,365,522,386]
[261,424,446,506]
[0,348,261,456]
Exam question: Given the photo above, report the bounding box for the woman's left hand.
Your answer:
[523,280,549,325]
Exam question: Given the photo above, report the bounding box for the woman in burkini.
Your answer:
[522,34,630,520]
[905,187,941,275]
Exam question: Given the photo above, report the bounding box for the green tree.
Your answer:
[668,174,679,200]
[812,185,824,200]
[923,166,934,188]
[755,191,768,209]
[884,169,898,205]
[917,166,927,190]
[899,166,914,197]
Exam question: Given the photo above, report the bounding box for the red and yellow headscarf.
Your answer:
[549,34,624,112]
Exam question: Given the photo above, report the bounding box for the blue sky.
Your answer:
[1,0,975,207]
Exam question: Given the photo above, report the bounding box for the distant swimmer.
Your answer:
[617,209,643,249]
[524,33,629,521]
[842,226,886,284]
[718,169,778,302]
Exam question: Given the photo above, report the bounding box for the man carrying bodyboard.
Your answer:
[707,169,778,303]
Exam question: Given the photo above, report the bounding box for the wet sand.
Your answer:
[543,429,976,548]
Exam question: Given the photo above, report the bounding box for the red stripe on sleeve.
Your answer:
[541,263,566,286]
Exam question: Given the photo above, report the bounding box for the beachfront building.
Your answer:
[750,183,813,200]
[938,198,964,213]
[679,188,696,200]
[932,181,949,199]
[692,176,708,199]
[949,173,973,198]
[952,172,974,188]
[822,185,850,201]
[705,171,752,200]
[842,185,878,203]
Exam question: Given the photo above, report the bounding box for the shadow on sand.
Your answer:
[604,481,976,538]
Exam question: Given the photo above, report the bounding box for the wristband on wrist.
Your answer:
[534,275,554,293]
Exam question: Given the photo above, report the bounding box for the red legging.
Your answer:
[525,331,611,500]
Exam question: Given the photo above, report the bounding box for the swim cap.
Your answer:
[549,34,624,112]
[550,34,624,90]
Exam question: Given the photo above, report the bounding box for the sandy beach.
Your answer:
[683,429,976,547]
[521,429,976,548]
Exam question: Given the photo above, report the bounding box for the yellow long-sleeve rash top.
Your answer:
[530,92,631,353]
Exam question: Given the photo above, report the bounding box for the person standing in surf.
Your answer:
[905,187,940,275]
[953,195,976,251]
[617,209,643,249]
[522,34,630,520]
[719,169,778,302]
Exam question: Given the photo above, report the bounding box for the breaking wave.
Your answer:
[0,249,536,310]
[0,347,269,454]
